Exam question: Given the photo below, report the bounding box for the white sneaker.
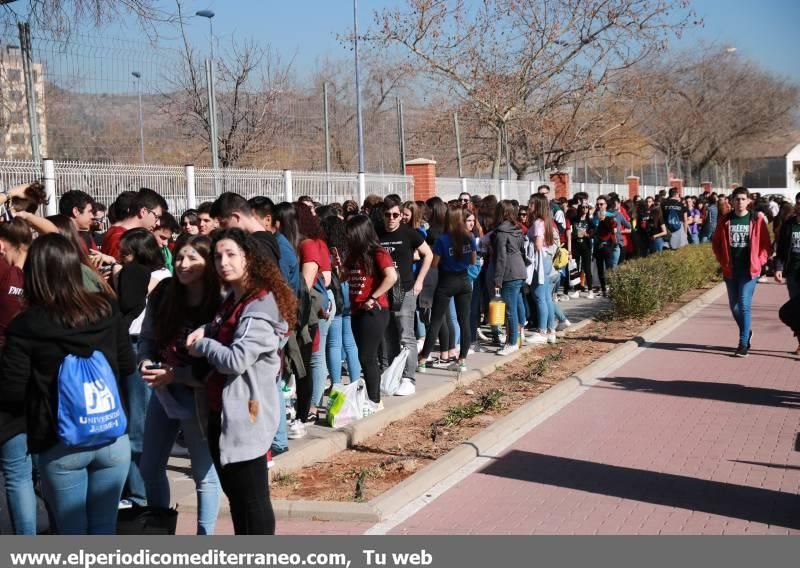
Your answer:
[547,333,558,344]
[476,329,490,341]
[496,344,519,356]
[527,332,548,344]
[758,275,768,283]
[556,319,572,331]
[568,291,580,299]
[417,338,425,351]
[586,290,595,299]
[395,378,416,396]
[559,294,569,302]
[287,420,306,440]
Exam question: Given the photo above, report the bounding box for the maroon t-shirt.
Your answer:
[0,257,24,351]
[101,225,127,261]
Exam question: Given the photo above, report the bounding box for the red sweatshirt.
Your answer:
[711,211,771,280]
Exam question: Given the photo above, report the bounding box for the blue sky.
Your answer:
[100,0,797,81]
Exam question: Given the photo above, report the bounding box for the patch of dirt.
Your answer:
[271,285,715,503]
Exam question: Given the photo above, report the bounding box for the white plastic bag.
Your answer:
[381,347,409,396]
[326,378,367,428]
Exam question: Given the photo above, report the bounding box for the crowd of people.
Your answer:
[0,179,792,536]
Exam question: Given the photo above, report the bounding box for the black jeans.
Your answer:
[208,413,275,535]
[573,239,592,290]
[420,271,472,361]
[351,308,390,403]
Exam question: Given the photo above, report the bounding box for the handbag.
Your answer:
[552,245,569,270]
[116,505,178,535]
[568,258,581,287]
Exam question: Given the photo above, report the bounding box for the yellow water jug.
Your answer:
[488,294,506,327]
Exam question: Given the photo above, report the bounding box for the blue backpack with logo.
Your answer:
[666,207,683,233]
[56,351,127,448]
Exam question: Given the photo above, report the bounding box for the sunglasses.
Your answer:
[459,198,470,203]
[384,212,402,219]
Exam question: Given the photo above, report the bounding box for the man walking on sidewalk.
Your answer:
[712,186,771,357]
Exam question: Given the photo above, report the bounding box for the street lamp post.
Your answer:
[353,0,366,203]
[132,71,144,164]
[196,9,220,193]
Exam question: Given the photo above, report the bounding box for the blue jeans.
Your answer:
[326,313,361,384]
[724,272,758,347]
[37,435,131,535]
[651,237,665,253]
[0,432,36,534]
[124,339,150,506]
[688,232,700,244]
[531,263,556,333]
[550,272,567,323]
[140,393,220,535]
[500,279,524,344]
[469,277,481,343]
[449,298,460,348]
[272,379,289,455]
[311,291,336,407]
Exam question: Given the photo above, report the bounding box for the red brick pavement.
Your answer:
[388,282,800,534]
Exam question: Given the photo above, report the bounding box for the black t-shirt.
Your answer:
[251,231,280,266]
[379,224,425,291]
[571,218,591,241]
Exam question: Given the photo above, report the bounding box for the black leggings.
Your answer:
[351,308,391,403]
[208,413,275,535]
[573,239,592,290]
[421,272,472,361]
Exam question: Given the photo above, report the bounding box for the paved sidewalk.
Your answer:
[382,281,800,534]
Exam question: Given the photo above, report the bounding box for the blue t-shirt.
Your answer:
[276,232,301,295]
[433,233,477,273]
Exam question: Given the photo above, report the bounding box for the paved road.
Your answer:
[378,281,800,535]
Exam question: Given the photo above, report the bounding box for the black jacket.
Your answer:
[0,302,135,452]
[774,215,800,274]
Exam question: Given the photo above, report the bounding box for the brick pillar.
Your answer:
[626,176,640,199]
[550,172,569,199]
[670,178,684,195]
[701,181,713,194]
[405,158,437,202]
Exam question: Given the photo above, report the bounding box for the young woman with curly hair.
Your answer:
[187,228,296,535]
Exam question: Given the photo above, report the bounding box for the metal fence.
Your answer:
[0,159,414,215]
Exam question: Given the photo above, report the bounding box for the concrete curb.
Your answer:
[270,281,726,522]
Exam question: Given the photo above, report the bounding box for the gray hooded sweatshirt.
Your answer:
[195,292,288,467]
[493,220,528,288]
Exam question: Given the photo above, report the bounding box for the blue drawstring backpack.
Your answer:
[56,351,127,448]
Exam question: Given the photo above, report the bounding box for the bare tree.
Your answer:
[367,0,696,178]
[635,47,800,184]
[161,2,293,168]
[0,0,173,38]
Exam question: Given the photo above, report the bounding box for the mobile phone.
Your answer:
[145,362,162,370]
[331,247,341,268]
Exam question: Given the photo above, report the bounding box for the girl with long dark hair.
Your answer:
[492,200,528,355]
[0,234,135,534]
[321,216,361,388]
[528,194,556,344]
[569,204,595,297]
[114,227,171,507]
[295,203,333,434]
[343,215,398,404]
[187,228,297,535]
[138,234,222,534]
[417,205,477,372]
